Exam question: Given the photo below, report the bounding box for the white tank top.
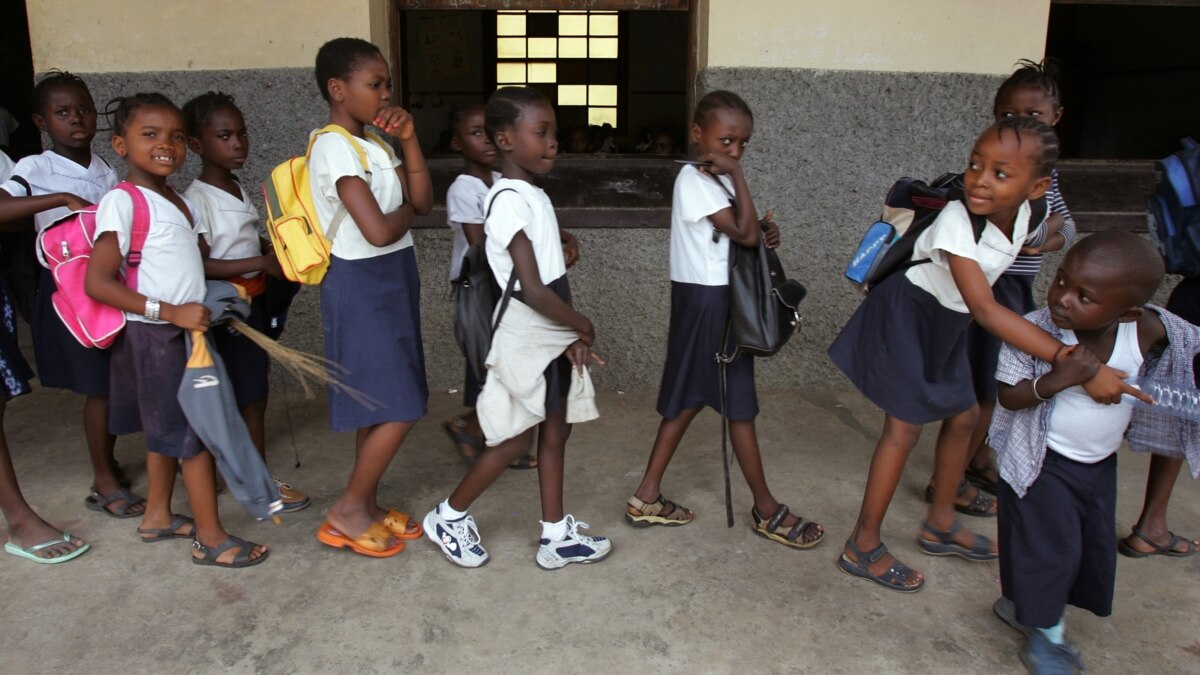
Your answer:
[1046,321,1143,463]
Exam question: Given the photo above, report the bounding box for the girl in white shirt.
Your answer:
[828,118,1142,592]
[0,72,138,519]
[181,92,308,513]
[87,93,267,568]
[309,38,433,558]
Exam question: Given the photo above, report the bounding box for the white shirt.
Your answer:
[446,171,500,281]
[184,180,262,278]
[905,200,1031,313]
[0,150,13,182]
[1046,321,1144,463]
[669,164,735,286]
[485,178,566,292]
[308,130,410,260]
[94,186,207,323]
[0,150,117,232]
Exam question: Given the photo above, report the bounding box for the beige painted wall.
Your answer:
[702,0,1050,74]
[28,1,380,72]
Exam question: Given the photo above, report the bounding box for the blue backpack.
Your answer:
[1146,138,1200,277]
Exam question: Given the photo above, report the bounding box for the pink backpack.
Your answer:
[35,182,151,348]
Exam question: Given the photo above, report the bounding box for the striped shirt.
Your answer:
[990,305,1200,497]
[1004,169,1075,276]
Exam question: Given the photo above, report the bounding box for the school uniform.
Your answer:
[990,306,1200,628]
[185,180,269,407]
[447,171,500,406]
[484,178,572,415]
[96,186,207,458]
[309,130,427,431]
[0,152,29,400]
[652,165,756,421]
[967,172,1076,398]
[828,199,1031,425]
[0,151,117,395]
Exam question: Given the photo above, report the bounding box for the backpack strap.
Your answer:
[307,124,377,243]
[485,187,520,331]
[113,181,152,291]
[9,175,31,196]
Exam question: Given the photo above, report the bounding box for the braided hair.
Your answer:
[181,91,238,137]
[31,70,93,114]
[693,90,753,127]
[104,93,181,136]
[484,87,549,145]
[993,58,1062,116]
[990,116,1060,178]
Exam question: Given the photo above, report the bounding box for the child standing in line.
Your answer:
[955,59,1077,504]
[828,118,1145,593]
[625,90,825,549]
[424,86,609,570]
[308,38,432,558]
[181,91,309,513]
[86,93,267,567]
[0,150,89,565]
[988,231,1197,674]
[0,72,142,519]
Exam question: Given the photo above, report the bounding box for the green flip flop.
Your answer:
[5,532,90,564]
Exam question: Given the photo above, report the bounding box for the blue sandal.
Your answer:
[917,520,997,561]
[837,538,924,593]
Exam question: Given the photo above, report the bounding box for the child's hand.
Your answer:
[577,319,595,348]
[1047,344,1099,389]
[162,302,211,332]
[561,230,580,268]
[565,339,605,376]
[761,212,780,249]
[698,152,740,177]
[60,193,91,211]
[1081,363,1153,405]
[261,252,283,278]
[374,107,415,141]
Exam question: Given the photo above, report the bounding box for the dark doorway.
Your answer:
[0,1,37,158]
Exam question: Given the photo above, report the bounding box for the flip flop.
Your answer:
[4,533,90,564]
[1118,528,1199,558]
[84,487,146,519]
[381,509,424,540]
[137,514,196,543]
[317,521,403,558]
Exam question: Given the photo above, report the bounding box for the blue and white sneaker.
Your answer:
[424,505,489,568]
[535,515,612,570]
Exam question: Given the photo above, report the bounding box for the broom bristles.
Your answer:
[228,318,381,411]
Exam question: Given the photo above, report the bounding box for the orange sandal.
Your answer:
[317,521,403,558]
[381,509,423,541]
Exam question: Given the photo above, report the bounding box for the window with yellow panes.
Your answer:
[495,10,620,129]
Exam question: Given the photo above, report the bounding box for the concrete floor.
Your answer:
[1,383,1197,674]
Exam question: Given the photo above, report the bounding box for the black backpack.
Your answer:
[1146,138,1200,277]
[451,188,517,383]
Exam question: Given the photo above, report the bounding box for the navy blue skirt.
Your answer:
[211,293,269,407]
[656,281,757,421]
[321,247,428,432]
[109,322,203,458]
[0,279,33,400]
[966,272,1036,400]
[828,272,974,425]
[31,268,110,396]
[512,275,573,417]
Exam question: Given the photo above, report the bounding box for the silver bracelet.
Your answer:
[1031,374,1052,402]
[144,298,161,322]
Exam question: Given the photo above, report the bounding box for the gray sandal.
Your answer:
[84,487,145,519]
[837,538,924,593]
[137,514,196,543]
[192,535,269,568]
[917,520,997,561]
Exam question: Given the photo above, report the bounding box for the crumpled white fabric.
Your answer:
[477,298,598,446]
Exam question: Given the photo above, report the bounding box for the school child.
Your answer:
[827,117,1145,593]
[988,231,1197,674]
[956,59,1078,503]
[308,37,432,557]
[0,71,142,519]
[181,91,309,513]
[424,86,609,570]
[0,148,89,565]
[86,92,267,566]
[625,90,825,549]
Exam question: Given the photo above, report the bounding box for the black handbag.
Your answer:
[451,188,518,382]
[721,237,806,361]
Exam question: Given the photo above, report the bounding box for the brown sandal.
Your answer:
[625,495,693,527]
[751,505,824,549]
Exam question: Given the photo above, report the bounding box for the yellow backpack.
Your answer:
[262,124,390,284]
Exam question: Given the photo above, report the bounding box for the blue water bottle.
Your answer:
[1126,377,1200,422]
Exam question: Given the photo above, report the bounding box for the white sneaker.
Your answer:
[535,514,612,570]
[424,505,489,568]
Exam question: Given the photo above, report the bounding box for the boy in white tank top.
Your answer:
[988,231,1200,674]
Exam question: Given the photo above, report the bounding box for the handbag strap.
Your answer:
[113,181,152,292]
[484,187,520,332]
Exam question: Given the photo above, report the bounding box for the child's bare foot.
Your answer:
[6,516,89,561]
[839,536,924,592]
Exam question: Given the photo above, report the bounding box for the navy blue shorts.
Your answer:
[31,267,110,396]
[211,294,269,407]
[998,450,1117,628]
[109,322,203,458]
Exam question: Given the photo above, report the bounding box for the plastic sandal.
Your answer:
[625,495,693,527]
[964,465,999,495]
[1118,527,1199,558]
[751,504,824,549]
[84,487,146,519]
[4,532,90,564]
[317,521,403,558]
[836,538,924,593]
[917,519,997,561]
[924,479,997,518]
[137,514,196,543]
[191,535,269,568]
[381,509,424,540]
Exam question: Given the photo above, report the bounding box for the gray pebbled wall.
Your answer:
[75,66,1008,394]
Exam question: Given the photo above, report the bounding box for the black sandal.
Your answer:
[192,535,269,568]
[917,520,997,561]
[924,479,996,518]
[1118,527,1199,558]
[837,538,924,593]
